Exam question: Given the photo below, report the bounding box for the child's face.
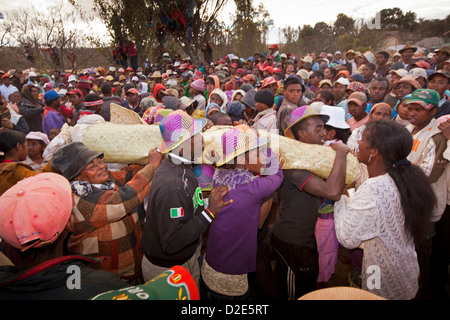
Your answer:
[27,139,45,158]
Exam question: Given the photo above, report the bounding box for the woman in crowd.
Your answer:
[50,142,162,283]
[334,120,436,300]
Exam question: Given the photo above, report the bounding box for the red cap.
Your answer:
[67,88,84,98]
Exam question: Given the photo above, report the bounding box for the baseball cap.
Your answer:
[405,88,440,110]
[26,131,50,145]
[389,69,408,78]
[43,90,60,101]
[428,70,450,81]
[409,68,428,80]
[0,173,72,251]
[347,92,367,106]
[67,88,84,98]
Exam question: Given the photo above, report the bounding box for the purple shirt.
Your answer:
[205,166,283,275]
[42,109,65,135]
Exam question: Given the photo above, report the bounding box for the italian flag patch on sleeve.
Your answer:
[170,207,184,219]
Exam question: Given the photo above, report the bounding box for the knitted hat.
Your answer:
[254,88,274,107]
[51,142,104,181]
[190,79,205,92]
[193,164,215,191]
[226,101,245,116]
[0,173,72,251]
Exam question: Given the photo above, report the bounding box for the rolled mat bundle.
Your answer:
[81,123,359,185]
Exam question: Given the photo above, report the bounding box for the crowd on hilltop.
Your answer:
[0,43,449,301]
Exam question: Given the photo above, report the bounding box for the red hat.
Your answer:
[126,88,139,95]
[270,44,279,50]
[260,76,277,89]
[0,173,72,251]
[230,63,238,68]
[67,88,84,98]
[263,66,274,74]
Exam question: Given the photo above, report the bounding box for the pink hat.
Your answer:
[0,173,72,251]
[26,131,50,145]
[190,79,205,92]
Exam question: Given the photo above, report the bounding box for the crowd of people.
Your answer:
[0,43,450,301]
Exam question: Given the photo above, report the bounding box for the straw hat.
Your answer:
[158,110,206,154]
[215,125,269,167]
[298,287,386,300]
[284,106,330,139]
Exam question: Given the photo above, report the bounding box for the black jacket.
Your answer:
[0,255,127,300]
[141,156,214,267]
[18,97,44,132]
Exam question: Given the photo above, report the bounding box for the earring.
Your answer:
[368,154,373,163]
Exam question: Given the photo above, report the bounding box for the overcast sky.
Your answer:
[1,0,449,43]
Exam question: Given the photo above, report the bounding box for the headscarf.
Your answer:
[21,84,38,103]
[205,102,222,119]
[208,88,228,112]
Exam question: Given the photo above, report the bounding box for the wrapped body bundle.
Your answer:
[81,123,358,185]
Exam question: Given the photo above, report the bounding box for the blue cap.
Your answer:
[247,56,254,62]
[44,90,60,101]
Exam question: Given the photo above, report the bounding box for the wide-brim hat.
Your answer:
[284,106,330,139]
[298,286,386,300]
[320,105,350,129]
[216,125,269,167]
[158,110,206,154]
[399,45,417,54]
[51,142,104,181]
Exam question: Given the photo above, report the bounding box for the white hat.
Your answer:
[363,51,375,64]
[174,61,181,67]
[58,89,67,97]
[409,68,428,79]
[68,75,77,82]
[310,102,324,113]
[28,71,37,77]
[296,69,310,80]
[320,105,350,129]
[131,76,139,81]
[334,77,350,86]
[163,52,170,57]
[389,68,408,78]
[109,67,116,72]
